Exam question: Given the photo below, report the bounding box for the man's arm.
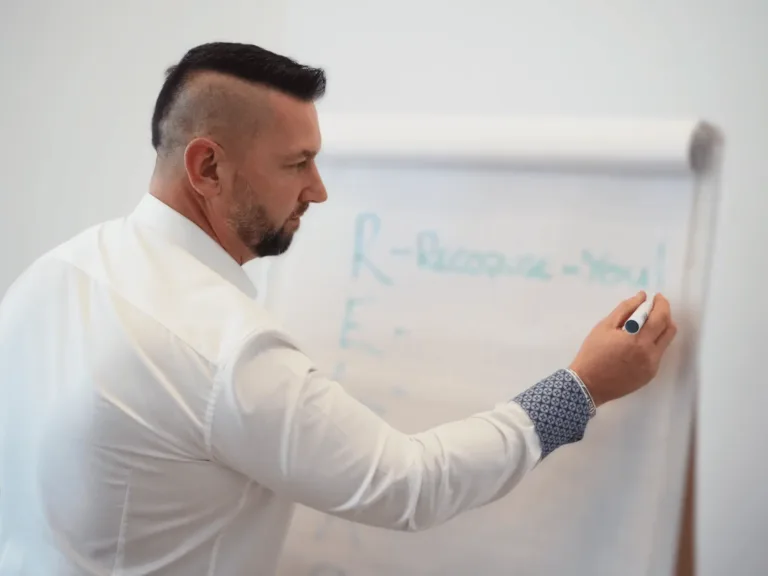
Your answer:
[206,329,593,532]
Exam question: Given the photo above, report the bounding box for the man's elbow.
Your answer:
[386,437,459,533]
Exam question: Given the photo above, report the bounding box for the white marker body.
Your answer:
[623,293,657,334]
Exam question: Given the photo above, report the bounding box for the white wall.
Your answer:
[1,1,765,574]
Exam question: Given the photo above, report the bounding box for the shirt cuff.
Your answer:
[512,368,595,459]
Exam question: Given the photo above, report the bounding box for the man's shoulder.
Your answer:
[35,217,285,366]
[1,220,107,307]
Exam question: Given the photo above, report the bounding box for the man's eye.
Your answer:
[293,160,308,170]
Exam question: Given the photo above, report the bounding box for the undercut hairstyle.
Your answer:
[151,42,326,156]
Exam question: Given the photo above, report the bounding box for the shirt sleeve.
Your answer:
[207,329,593,532]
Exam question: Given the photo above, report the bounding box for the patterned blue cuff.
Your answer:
[512,369,593,459]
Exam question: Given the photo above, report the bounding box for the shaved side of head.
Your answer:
[155,72,270,166]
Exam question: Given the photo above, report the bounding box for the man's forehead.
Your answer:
[261,90,321,151]
[264,89,318,124]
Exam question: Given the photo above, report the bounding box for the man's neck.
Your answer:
[148,171,250,265]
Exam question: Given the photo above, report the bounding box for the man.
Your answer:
[0,42,677,575]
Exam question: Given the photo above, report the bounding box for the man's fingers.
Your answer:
[607,291,647,328]
[641,294,672,342]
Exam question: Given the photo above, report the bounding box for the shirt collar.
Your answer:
[128,194,259,300]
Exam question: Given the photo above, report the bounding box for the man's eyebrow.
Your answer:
[285,149,319,161]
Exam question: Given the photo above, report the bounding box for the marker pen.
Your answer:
[623,293,656,334]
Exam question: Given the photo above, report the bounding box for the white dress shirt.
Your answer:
[0,194,594,576]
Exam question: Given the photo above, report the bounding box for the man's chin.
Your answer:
[253,231,295,258]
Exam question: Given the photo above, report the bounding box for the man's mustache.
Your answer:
[290,203,309,219]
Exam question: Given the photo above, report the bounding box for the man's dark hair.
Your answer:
[151,42,326,152]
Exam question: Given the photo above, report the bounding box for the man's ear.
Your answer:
[184,137,224,198]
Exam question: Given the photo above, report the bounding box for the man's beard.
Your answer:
[227,174,307,258]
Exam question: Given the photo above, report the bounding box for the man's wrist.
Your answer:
[512,368,595,459]
[565,368,597,417]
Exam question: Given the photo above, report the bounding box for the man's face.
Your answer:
[224,90,327,258]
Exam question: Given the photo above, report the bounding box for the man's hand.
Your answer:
[569,291,678,408]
